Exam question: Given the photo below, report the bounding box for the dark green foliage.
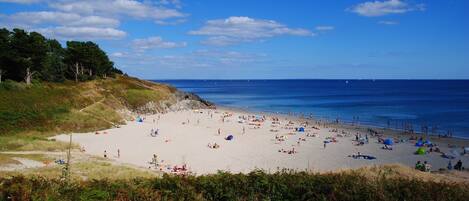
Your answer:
[0,171,468,201]
[0,27,122,83]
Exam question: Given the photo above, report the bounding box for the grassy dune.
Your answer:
[0,75,177,151]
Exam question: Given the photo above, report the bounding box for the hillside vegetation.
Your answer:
[1,165,468,201]
[0,75,211,150]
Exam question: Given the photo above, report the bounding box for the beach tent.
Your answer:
[383,138,394,145]
[226,135,234,141]
[415,141,423,147]
[416,147,426,155]
[298,127,305,132]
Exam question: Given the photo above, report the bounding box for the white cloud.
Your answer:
[349,0,425,17]
[112,49,267,70]
[189,16,314,46]
[0,0,41,4]
[378,20,399,25]
[132,36,187,52]
[50,0,186,21]
[315,26,334,31]
[35,26,126,40]
[6,11,119,28]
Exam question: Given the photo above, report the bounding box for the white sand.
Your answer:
[54,108,469,175]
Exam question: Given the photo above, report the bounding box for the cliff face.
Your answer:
[0,75,214,135]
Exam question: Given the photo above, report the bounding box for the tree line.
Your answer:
[0,28,122,84]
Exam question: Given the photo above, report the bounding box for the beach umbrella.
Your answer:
[384,138,394,145]
[416,147,426,155]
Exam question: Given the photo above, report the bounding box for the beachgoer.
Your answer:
[104,150,107,158]
[218,128,221,135]
[424,161,431,172]
[117,149,120,158]
[454,160,463,171]
[323,142,326,149]
[447,160,453,170]
[243,126,245,134]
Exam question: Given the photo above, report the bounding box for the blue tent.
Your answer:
[384,138,394,145]
[298,127,305,132]
[226,135,234,141]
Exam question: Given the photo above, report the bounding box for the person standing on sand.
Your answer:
[324,142,326,149]
[218,128,221,135]
[243,126,245,134]
[104,150,107,158]
[117,149,120,158]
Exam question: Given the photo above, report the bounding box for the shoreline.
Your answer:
[217,105,469,141]
[53,106,469,175]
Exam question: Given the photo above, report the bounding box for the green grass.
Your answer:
[124,89,165,109]
[0,170,468,201]
[0,135,74,151]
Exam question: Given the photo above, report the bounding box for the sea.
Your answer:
[155,80,469,139]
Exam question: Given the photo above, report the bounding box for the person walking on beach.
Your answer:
[323,142,326,149]
[218,128,221,135]
[117,149,120,158]
[242,126,245,134]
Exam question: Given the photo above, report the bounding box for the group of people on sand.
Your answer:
[415,161,432,172]
[349,152,376,160]
[278,147,297,154]
[447,160,464,171]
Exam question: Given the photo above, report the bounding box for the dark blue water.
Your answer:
[155,80,469,138]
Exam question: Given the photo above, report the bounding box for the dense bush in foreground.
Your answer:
[1,171,468,201]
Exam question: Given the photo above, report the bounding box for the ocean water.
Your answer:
[155,80,469,138]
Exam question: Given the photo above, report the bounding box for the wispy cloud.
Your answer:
[315,26,335,31]
[378,20,399,25]
[50,0,186,22]
[132,36,187,52]
[34,26,126,40]
[111,49,268,69]
[5,11,120,28]
[0,0,188,40]
[349,0,425,17]
[189,16,314,46]
[0,0,41,4]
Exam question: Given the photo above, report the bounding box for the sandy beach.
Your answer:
[54,108,469,175]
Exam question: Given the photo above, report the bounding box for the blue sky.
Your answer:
[1,0,468,79]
